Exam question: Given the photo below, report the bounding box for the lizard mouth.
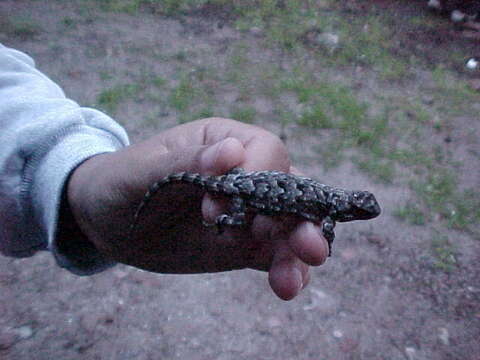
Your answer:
[354,192,381,220]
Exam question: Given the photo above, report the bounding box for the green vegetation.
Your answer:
[431,233,457,273]
[83,0,480,238]
[168,76,197,112]
[0,16,42,39]
[394,203,426,226]
[97,83,142,113]
[231,106,256,123]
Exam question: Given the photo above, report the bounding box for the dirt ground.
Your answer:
[0,1,479,359]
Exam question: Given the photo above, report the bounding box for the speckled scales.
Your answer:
[129,168,381,256]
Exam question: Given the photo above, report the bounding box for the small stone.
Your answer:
[304,288,336,311]
[333,330,343,338]
[14,326,33,340]
[249,27,263,36]
[438,327,449,345]
[405,347,416,360]
[427,0,442,10]
[451,10,466,23]
[466,58,479,70]
[315,32,339,53]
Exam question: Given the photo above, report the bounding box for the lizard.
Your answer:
[128,167,381,256]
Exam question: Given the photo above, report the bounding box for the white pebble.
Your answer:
[333,329,343,338]
[427,0,442,10]
[14,326,33,339]
[438,327,450,345]
[405,347,416,360]
[466,58,479,70]
[451,10,466,23]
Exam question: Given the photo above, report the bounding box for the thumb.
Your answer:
[198,137,246,176]
[125,137,246,193]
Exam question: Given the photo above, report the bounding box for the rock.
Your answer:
[466,58,479,70]
[427,0,442,11]
[13,326,33,340]
[438,327,450,345]
[333,329,343,338]
[405,346,416,360]
[316,32,339,53]
[451,10,466,23]
[303,288,336,311]
[249,27,263,36]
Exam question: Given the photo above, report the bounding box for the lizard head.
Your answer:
[334,190,381,222]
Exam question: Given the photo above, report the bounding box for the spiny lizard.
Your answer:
[129,168,381,255]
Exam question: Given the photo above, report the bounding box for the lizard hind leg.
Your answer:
[204,196,246,234]
[322,216,336,256]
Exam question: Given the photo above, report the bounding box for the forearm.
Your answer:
[0,43,129,274]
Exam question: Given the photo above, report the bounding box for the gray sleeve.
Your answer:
[0,43,130,275]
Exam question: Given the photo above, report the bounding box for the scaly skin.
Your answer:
[129,168,381,255]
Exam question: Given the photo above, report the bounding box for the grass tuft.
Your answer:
[0,17,42,40]
[97,84,142,113]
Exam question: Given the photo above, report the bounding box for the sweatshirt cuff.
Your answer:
[31,125,127,275]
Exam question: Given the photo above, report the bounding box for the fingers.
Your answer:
[122,136,246,195]
[267,221,328,300]
[268,240,309,301]
[289,222,329,266]
[199,137,245,175]
[199,117,291,172]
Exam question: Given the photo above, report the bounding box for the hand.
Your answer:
[65,118,329,300]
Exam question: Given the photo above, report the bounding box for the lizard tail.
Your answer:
[128,172,206,240]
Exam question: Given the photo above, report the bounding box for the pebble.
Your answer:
[315,32,339,53]
[427,0,441,10]
[451,10,466,23]
[466,58,479,70]
[249,27,263,36]
[405,346,416,360]
[333,330,343,338]
[303,288,336,311]
[438,327,450,345]
[14,326,33,340]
